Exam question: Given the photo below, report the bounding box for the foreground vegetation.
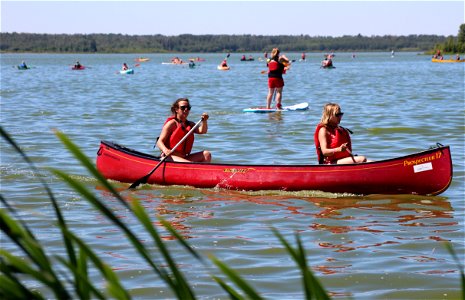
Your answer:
[1,126,464,299]
[0,32,450,53]
[0,127,331,299]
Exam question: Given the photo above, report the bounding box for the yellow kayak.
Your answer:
[431,58,465,63]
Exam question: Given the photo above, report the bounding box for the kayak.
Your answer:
[243,102,309,113]
[431,58,465,63]
[71,66,85,70]
[162,62,187,65]
[120,69,134,74]
[96,141,452,195]
[321,65,336,69]
[135,58,150,62]
[217,65,230,70]
[17,65,30,70]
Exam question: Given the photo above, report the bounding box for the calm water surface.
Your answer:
[1,52,464,299]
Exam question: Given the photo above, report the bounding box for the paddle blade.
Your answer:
[128,174,149,189]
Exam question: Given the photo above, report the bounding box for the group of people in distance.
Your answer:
[68,47,365,165]
[432,49,461,61]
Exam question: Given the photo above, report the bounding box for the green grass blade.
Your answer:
[131,200,196,299]
[0,274,45,300]
[210,275,244,300]
[272,228,330,300]
[54,130,129,209]
[64,231,131,300]
[1,127,78,268]
[158,218,204,263]
[210,256,264,300]
[444,242,465,299]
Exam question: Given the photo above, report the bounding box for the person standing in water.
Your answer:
[266,48,290,109]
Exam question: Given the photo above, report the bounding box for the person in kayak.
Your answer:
[122,63,129,70]
[314,103,370,164]
[74,61,82,69]
[266,48,290,109]
[321,55,333,68]
[157,98,211,163]
[19,61,28,69]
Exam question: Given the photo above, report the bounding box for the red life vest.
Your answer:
[268,59,285,78]
[164,116,194,156]
[314,123,352,164]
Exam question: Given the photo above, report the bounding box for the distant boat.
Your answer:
[135,57,150,62]
[432,58,465,63]
[119,69,134,74]
[71,65,85,70]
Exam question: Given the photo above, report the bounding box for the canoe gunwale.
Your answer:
[99,140,450,169]
[96,140,452,195]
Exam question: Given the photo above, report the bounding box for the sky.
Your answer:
[1,1,464,37]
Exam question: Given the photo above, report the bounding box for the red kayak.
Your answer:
[96,141,452,195]
[71,66,85,70]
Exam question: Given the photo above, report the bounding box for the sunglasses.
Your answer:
[335,112,344,117]
[179,105,191,111]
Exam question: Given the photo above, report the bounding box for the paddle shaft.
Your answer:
[128,118,204,189]
[345,148,356,163]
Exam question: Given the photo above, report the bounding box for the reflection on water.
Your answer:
[98,184,455,245]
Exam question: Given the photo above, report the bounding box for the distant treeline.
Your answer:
[433,24,465,54]
[0,32,453,53]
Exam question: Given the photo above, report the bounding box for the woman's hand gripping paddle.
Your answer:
[128,117,204,189]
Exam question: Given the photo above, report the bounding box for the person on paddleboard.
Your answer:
[266,48,290,110]
[156,98,211,163]
[314,103,371,164]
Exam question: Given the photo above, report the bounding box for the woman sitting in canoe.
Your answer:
[156,98,211,163]
[314,103,371,164]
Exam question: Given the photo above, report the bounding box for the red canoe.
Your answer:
[96,141,452,195]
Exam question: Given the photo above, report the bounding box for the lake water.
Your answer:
[1,52,464,299]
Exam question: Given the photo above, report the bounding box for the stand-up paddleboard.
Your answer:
[243,102,309,113]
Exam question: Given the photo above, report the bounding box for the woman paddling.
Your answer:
[156,98,211,163]
[314,103,371,164]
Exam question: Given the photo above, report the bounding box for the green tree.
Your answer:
[458,24,465,53]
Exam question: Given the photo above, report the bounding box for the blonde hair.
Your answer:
[320,103,341,125]
[271,48,280,60]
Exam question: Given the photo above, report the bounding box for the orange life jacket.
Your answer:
[164,116,194,156]
[314,124,352,164]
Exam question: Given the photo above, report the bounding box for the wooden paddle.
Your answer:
[128,117,204,189]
